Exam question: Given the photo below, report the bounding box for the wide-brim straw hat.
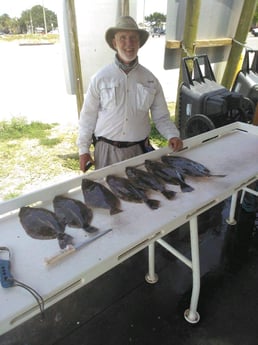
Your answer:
[105,16,149,50]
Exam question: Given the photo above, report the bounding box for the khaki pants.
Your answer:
[94,141,143,169]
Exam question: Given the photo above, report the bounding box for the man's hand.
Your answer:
[168,137,183,152]
[79,153,94,172]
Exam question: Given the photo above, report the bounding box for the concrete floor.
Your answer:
[1,198,258,345]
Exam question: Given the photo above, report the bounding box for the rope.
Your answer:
[232,38,253,51]
[181,43,192,57]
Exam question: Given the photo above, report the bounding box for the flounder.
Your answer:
[81,178,122,215]
[53,195,98,233]
[106,174,160,210]
[125,166,176,200]
[144,159,194,193]
[18,206,73,249]
[161,155,226,177]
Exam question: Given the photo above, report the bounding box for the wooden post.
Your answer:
[175,0,201,126]
[253,104,258,125]
[221,0,257,90]
[67,0,84,117]
[121,0,129,15]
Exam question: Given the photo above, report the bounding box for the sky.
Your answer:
[0,0,167,18]
[139,0,167,17]
[1,0,60,17]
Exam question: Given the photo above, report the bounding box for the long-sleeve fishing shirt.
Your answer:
[77,59,180,155]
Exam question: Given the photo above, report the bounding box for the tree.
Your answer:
[0,5,58,34]
[144,12,166,30]
[0,14,12,34]
[20,5,58,33]
[9,18,22,34]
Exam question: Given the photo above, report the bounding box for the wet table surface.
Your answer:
[0,122,258,334]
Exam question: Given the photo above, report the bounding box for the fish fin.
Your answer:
[162,190,176,200]
[58,233,73,249]
[110,208,123,215]
[84,225,99,233]
[146,199,160,210]
[181,183,194,193]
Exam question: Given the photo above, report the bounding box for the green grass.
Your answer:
[0,104,176,200]
[0,117,55,140]
[0,34,59,43]
[150,122,167,147]
[150,102,176,147]
[39,137,63,146]
[0,117,79,201]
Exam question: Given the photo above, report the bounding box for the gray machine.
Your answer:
[178,55,254,138]
[232,49,258,105]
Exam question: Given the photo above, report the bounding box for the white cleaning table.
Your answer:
[0,122,258,333]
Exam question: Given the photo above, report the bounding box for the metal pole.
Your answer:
[226,192,238,225]
[30,11,34,34]
[184,216,200,324]
[221,0,257,89]
[42,1,47,34]
[145,243,159,284]
[157,238,192,268]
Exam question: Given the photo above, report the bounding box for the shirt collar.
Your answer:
[115,54,138,73]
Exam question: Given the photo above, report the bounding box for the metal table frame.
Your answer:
[146,180,258,324]
[146,216,201,323]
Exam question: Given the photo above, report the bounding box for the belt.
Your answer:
[96,136,145,148]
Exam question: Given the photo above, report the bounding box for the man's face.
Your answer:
[112,30,140,64]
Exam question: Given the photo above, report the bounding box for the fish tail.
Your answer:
[58,233,73,249]
[146,199,160,210]
[181,183,194,193]
[84,225,99,233]
[162,190,176,200]
[110,207,123,215]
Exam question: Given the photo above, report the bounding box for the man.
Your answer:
[78,16,183,171]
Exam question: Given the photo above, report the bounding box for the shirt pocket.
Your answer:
[99,81,119,110]
[136,83,156,111]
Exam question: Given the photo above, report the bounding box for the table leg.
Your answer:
[184,216,200,323]
[226,191,238,225]
[145,242,159,284]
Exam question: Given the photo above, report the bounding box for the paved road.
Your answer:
[0,34,258,125]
